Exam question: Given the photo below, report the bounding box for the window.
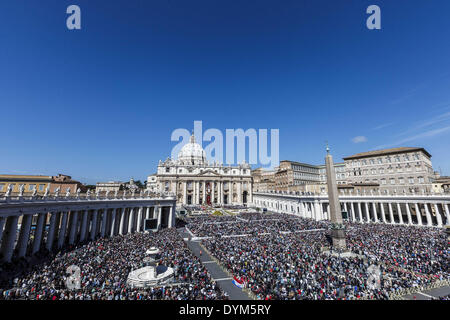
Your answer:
[399,178,404,184]
[408,177,414,184]
[165,167,170,173]
[0,184,4,191]
[418,177,424,183]
[28,184,36,191]
[379,168,384,174]
[381,179,387,185]
[378,158,383,164]
[390,178,396,185]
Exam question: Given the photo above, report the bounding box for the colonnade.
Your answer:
[0,197,176,263]
[252,192,450,227]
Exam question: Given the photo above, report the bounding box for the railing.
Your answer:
[388,279,450,300]
[0,191,176,204]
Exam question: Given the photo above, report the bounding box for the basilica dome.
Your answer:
[178,133,206,165]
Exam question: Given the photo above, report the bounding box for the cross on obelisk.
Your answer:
[325,143,347,250]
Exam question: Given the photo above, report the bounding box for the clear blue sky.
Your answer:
[1,0,450,184]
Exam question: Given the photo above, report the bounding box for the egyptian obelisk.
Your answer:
[325,144,347,250]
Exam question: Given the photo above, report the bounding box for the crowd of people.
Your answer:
[0,209,447,300]
[0,228,227,300]
[193,212,449,300]
[186,213,328,237]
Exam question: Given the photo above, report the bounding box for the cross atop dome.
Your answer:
[190,131,196,143]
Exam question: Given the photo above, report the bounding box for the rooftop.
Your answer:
[343,147,431,160]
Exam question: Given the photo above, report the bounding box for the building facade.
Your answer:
[0,174,84,195]
[96,181,124,193]
[343,147,435,195]
[151,134,252,206]
[318,162,347,185]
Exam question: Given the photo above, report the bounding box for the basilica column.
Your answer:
[212,182,215,204]
[183,182,187,205]
[32,213,46,254]
[57,211,69,248]
[343,202,348,218]
[157,206,162,229]
[0,215,19,263]
[168,205,174,228]
[414,203,423,226]
[202,181,206,204]
[17,214,33,258]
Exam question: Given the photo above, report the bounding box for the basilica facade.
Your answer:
[150,134,252,206]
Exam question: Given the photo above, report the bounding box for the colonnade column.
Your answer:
[100,209,108,237]
[68,211,79,245]
[350,202,356,222]
[372,203,379,223]
[128,208,135,234]
[433,204,443,227]
[380,203,387,223]
[17,214,33,258]
[136,207,143,232]
[388,203,395,224]
[364,202,370,222]
[79,210,89,241]
[444,204,450,226]
[46,212,59,250]
[0,217,5,245]
[57,212,69,248]
[32,213,46,254]
[424,203,432,226]
[396,203,404,225]
[89,209,99,240]
[0,215,19,262]
[405,204,412,225]
[414,203,423,226]
[357,202,363,223]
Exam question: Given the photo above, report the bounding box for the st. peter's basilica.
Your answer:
[150,133,252,206]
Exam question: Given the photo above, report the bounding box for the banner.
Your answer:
[233,276,245,289]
